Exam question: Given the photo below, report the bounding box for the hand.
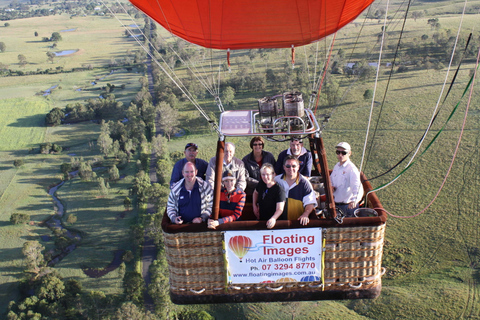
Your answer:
[174,216,183,224]
[207,219,219,229]
[347,202,355,209]
[266,218,276,229]
[298,213,310,226]
[192,217,203,224]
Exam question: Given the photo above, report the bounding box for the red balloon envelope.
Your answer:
[129,0,375,49]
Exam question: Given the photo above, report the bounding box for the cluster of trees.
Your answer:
[7,241,162,319]
[0,0,140,20]
[45,95,125,126]
[39,142,62,154]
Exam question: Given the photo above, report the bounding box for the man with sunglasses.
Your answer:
[275,136,312,177]
[274,155,317,226]
[330,142,364,217]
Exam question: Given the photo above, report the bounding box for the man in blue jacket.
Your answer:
[275,137,312,177]
[170,142,208,188]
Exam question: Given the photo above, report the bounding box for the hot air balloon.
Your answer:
[138,0,387,305]
[128,0,375,49]
[228,235,252,262]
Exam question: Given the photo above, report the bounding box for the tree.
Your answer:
[113,302,157,320]
[34,31,39,37]
[13,159,24,167]
[10,213,29,225]
[97,130,113,157]
[66,214,77,224]
[17,54,27,67]
[46,51,56,63]
[123,272,145,305]
[22,241,46,277]
[221,86,235,106]
[109,165,120,181]
[50,32,62,42]
[124,197,132,210]
[98,177,110,195]
[151,135,167,158]
[78,161,95,181]
[4,22,10,27]
[156,101,179,141]
[45,108,65,126]
[37,274,65,302]
[156,158,172,185]
[132,170,151,202]
[0,42,6,53]
[363,89,374,101]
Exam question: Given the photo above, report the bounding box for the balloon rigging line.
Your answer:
[363,33,473,182]
[363,0,468,178]
[121,0,223,109]
[400,0,469,169]
[146,0,221,97]
[371,46,480,219]
[361,0,412,173]
[113,1,216,98]
[105,1,217,130]
[313,32,337,114]
[359,0,390,173]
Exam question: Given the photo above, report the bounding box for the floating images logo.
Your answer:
[228,236,252,262]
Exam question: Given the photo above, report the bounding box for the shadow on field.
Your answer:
[8,115,44,128]
[0,221,12,227]
[0,248,24,276]
[0,165,12,171]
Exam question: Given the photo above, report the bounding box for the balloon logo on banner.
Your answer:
[228,236,252,262]
[301,275,320,282]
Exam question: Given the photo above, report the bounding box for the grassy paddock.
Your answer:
[0,14,142,72]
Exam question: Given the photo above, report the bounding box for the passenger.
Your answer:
[274,155,316,225]
[206,142,247,191]
[208,170,246,229]
[275,136,312,177]
[330,142,364,217]
[242,136,276,194]
[167,162,213,224]
[253,163,286,229]
[170,143,208,189]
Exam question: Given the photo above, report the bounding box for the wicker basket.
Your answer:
[163,222,385,303]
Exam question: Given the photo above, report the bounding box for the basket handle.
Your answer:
[348,282,362,289]
[265,285,284,291]
[190,288,206,294]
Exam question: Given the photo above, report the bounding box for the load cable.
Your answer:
[371,47,480,219]
[363,33,473,182]
[106,0,220,132]
[363,0,469,176]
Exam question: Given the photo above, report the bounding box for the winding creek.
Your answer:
[44,168,123,276]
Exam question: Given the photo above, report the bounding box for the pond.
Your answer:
[60,28,77,32]
[54,49,79,56]
[43,84,58,96]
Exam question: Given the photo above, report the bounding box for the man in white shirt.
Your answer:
[330,142,363,217]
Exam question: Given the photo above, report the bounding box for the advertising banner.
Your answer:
[224,228,323,284]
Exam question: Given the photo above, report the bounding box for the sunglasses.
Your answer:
[253,143,263,146]
[336,150,348,155]
[285,164,297,168]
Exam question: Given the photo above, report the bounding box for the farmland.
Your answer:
[1,0,480,318]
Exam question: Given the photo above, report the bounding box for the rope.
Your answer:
[375,46,480,219]
[105,0,219,133]
[361,0,411,173]
[363,32,473,182]
[359,0,391,173]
